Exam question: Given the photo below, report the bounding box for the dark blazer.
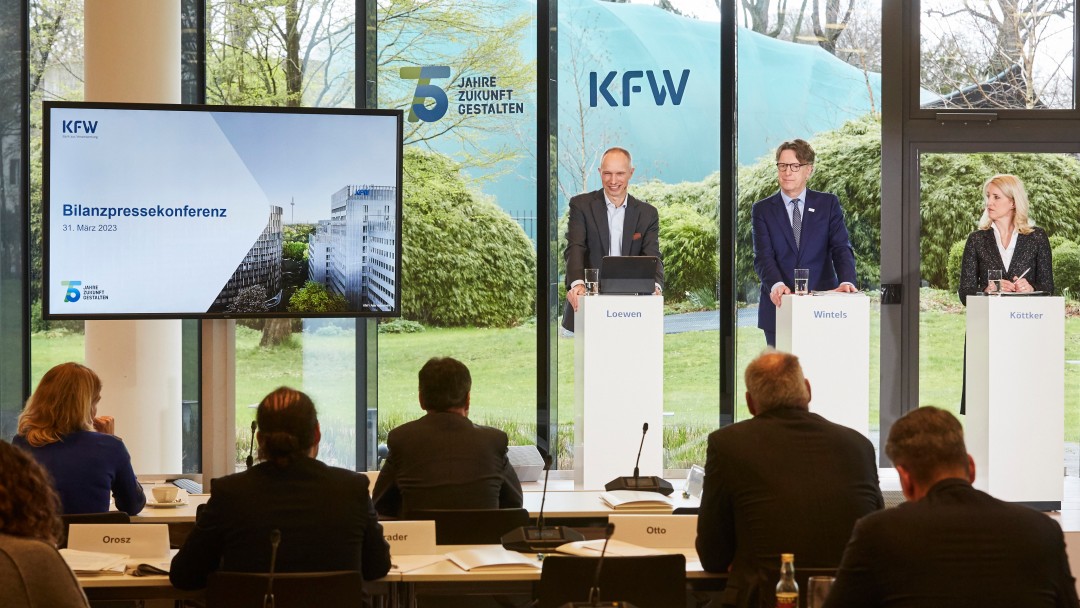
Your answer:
[562,189,664,331]
[372,412,523,518]
[824,478,1080,608]
[752,190,857,334]
[170,457,391,591]
[958,226,1054,304]
[696,408,883,606]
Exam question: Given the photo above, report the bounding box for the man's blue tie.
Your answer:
[791,198,802,250]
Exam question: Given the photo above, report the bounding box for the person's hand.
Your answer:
[836,283,858,293]
[1013,276,1034,293]
[999,279,1018,292]
[771,284,791,307]
[93,415,115,435]
[567,284,586,311]
[653,285,663,296]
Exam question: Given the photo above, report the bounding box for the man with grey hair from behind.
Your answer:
[696,350,883,608]
[824,406,1080,608]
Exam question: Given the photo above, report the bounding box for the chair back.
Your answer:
[206,571,364,608]
[59,512,130,549]
[537,554,686,608]
[407,508,529,544]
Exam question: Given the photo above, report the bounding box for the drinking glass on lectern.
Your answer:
[584,268,600,295]
[794,268,810,295]
[988,269,1003,295]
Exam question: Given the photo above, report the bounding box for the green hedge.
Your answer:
[401,148,535,327]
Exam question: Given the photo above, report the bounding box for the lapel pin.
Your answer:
[808,208,816,212]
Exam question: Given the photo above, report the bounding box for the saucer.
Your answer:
[145,499,188,509]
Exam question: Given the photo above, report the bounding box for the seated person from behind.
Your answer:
[373,356,523,518]
[13,362,145,515]
[0,439,90,608]
[696,350,883,607]
[170,387,391,591]
[824,407,1080,608]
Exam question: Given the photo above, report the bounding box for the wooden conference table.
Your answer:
[131,479,703,524]
[78,545,719,606]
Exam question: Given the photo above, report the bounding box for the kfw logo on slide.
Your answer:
[61,120,99,134]
[400,66,451,122]
[62,280,82,302]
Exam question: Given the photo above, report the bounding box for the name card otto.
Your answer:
[608,514,697,548]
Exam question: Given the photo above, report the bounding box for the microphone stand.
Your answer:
[604,422,674,495]
[562,524,638,608]
[246,420,257,469]
[264,529,280,608]
[501,454,584,551]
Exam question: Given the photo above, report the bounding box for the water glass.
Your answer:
[987,269,1003,295]
[807,576,835,608]
[794,268,810,295]
[584,268,600,296]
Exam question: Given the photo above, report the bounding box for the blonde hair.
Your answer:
[978,174,1034,234]
[17,362,101,447]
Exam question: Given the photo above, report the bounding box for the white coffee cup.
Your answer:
[152,486,178,503]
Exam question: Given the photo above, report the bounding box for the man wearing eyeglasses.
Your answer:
[752,139,858,346]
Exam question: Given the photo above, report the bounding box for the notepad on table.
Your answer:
[60,548,128,575]
[445,547,541,572]
[556,539,664,557]
[600,490,674,510]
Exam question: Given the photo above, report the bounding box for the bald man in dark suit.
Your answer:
[563,147,664,332]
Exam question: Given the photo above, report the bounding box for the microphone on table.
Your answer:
[501,454,585,552]
[246,420,258,469]
[264,529,281,608]
[604,423,673,496]
[561,523,638,608]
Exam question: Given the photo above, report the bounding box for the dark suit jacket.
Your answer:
[372,412,524,518]
[170,457,391,590]
[696,408,883,606]
[752,190,856,334]
[958,226,1054,304]
[562,189,664,331]
[824,478,1080,608]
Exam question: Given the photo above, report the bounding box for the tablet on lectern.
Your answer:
[600,256,657,295]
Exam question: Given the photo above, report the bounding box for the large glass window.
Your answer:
[919,0,1075,110]
[556,1,721,470]
[374,1,539,464]
[918,152,1080,459]
[735,1,882,446]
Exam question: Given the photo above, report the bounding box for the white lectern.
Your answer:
[775,293,870,436]
[574,295,664,490]
[966,295,1063,508]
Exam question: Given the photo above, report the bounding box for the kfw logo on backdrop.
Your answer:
[62,280,82,302]
[400,66,452,122]
[589,69,690,107]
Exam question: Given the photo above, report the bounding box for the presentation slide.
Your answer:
[44,104,402,318]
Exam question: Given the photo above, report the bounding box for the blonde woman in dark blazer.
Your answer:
[958,174,1054,304]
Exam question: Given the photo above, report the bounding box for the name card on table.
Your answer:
[67,524,170,559]
[381,520,436,555]
[608,514,697,548]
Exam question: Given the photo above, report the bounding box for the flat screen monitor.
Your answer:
[599,256,658,295]
[43,102,403,319]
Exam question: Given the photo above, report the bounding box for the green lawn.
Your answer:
[27,292,1080,469]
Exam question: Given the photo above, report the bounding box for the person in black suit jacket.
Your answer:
[372,357,523,518]
[752,139,857,346]
[824,406,1079,608]
[170,388,391,592]
[696,350,883,608]
[956,174,1054,413]
[563,147,664,332]
[958,173,1054,302]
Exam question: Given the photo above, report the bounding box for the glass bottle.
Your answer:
[776,553,799,608]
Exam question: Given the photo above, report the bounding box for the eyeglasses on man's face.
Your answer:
[776,163,809,173]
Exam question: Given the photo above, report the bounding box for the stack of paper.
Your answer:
[59,548,128,575]
[446,547,542,572]
[599,490,674,510]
